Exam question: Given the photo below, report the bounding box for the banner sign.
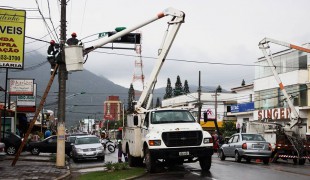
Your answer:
[0,8,26,69]
[9,79,34,95]
[231,102,255,113]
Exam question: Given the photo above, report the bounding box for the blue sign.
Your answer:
[231,102,254,113]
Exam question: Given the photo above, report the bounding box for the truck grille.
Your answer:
[162,131,202,147]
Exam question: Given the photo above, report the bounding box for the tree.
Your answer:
[164,78,173,99]
[173,75,184,96]
[155,97,161,108]
[183,80,190,94]
[241,79,245,86]
[220,121,236,138]
[216,85,222,93]
[127,83,135,113]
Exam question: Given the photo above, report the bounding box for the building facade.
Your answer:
[103,96,122,121]
[252,43,310,136]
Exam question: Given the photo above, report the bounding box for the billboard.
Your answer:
[0,8,26,69]
[17,84,36,112]
[9,79,34,95]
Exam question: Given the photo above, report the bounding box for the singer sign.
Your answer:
[255,107,291,121]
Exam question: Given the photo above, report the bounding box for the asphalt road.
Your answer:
[68,150,310,180]
[135,156,310,180]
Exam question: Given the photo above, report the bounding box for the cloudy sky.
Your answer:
[2,0,310,91]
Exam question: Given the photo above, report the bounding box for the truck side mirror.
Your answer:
[133,115,138,126]
[203,112,208,122]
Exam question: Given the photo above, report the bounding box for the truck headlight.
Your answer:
[203,138,212,144]
[149,140,161,146]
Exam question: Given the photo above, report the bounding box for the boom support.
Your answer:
[258,38,310,129]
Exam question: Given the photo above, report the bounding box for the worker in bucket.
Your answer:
[66,32,79,45]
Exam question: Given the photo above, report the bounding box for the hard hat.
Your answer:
[71,32,77,37]
[50,40,55,45]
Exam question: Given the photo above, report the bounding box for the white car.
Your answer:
[0,142,6,161]
[72,135,105,162]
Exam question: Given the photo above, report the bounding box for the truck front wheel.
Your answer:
[144,147,156,173]
[199,156,212,171]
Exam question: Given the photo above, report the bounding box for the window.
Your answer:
[232,135,239,143]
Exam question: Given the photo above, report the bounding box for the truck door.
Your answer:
[141,112,150,143]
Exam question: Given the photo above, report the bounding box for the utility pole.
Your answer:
[214,89,220,134]
[56,0,67,168]
[197,71,201,124]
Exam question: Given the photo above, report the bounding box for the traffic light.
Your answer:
[107,32,141,44]
[203,112,208,122]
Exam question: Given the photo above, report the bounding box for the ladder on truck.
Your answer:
[12,65,59,166]
[286,134,307,159]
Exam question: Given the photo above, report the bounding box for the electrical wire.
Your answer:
[34,0,57,41]
[47,0,59,41]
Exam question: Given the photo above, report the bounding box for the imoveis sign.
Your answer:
[0,8,26,69]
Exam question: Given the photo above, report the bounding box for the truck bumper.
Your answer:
[149,147,213,159]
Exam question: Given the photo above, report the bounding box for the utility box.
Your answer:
[65,45,83,72]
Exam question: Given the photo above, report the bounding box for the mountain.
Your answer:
[0,52,130,128]
[0,53,226,128]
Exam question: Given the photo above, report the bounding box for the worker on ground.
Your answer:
[117,128,128,163]
[66,32,79,45]
[47,40,59,74]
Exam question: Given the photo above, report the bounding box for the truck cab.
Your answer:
[123,108,214,172]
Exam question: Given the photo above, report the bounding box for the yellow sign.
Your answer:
[0,8,26,69]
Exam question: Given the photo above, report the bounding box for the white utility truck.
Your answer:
[119,8,214,173]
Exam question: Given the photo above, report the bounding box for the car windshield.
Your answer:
[242,134,265,141]
[75,137,100,145]
[151,110,195,124]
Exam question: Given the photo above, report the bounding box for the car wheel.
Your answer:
[235,151,241,162]
[298,159,305,165]
[6,146,16,155]
[199,156,212,171]
[263,158,269,165]
[73,157,78,163]
[31,147,40,155]
[144,147,156,173]
[98,156,105,162]
[219,150,226,161]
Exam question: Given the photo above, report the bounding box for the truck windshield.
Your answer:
[150,110,195,124]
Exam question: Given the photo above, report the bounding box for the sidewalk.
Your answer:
[0,153,70,180]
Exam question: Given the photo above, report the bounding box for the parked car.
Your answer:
[218,133,272,164]
[0,142,6,160]
[2,132,24,155]
[28,135,72,156]
[66,133,88,144]
[72,135,105,162]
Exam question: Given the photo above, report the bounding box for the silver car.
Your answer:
[72,135,105,162]
[218,133,272,164]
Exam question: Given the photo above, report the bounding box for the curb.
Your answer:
[56,165,71,180]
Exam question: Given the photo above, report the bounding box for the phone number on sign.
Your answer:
[0,55,21,61]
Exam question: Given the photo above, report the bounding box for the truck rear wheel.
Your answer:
[298,159,305,165]
[199,156,211,171]
[144,147,156,173]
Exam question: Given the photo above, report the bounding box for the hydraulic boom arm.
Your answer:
[258,38,310,128]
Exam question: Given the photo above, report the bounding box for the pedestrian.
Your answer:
[45,129,51,139]
[116,128,128,163]
[66,32,79,45]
